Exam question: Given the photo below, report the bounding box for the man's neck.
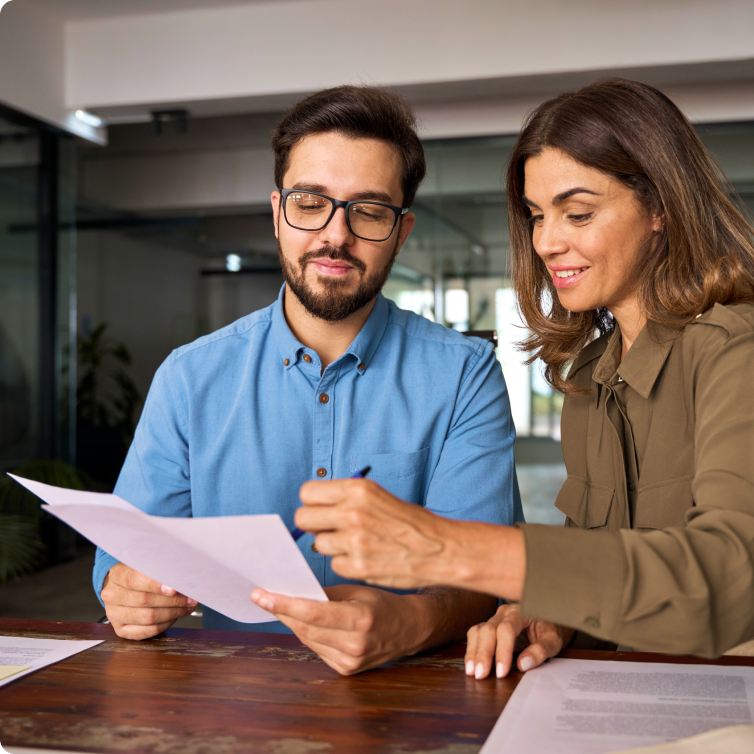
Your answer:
[283,288,377,371]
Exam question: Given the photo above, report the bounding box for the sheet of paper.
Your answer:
[481,658,754,754]
[615,724,754,753]
[0,636,103,689]
[9,474,328,623]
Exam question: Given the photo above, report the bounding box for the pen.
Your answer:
[290,465,371,542]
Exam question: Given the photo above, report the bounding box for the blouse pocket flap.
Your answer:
[350,448,430,480]
[633,476,694,529]
[554,476,615,529]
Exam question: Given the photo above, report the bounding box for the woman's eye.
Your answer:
[568,213,593,222]
[529,215,544,225]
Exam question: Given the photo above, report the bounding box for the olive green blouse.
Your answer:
[519,302,754,657]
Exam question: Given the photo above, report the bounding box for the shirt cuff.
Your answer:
[92,548,119,609]
[518,523,625,642]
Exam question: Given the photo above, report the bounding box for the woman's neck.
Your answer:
[610,300,647,360]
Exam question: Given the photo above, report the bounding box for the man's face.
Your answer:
[271,132,415,322]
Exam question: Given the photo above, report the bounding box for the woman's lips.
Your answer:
[551,267,589,289]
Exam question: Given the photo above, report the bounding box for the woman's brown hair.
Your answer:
[508,77,754,394]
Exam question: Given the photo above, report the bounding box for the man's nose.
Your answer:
[320,207,354,247]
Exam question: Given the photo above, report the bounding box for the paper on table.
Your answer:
[9,474,327,623]
[481,658,754,754]
[615,724,754,753]
[0,667,29,681]
[0,636,102,689]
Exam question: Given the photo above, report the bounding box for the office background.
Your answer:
[0,0,753,614]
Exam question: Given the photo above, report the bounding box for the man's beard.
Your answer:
[278,240,397,322]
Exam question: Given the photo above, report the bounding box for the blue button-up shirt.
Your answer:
[94,285,522,632]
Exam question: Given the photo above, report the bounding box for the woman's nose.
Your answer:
[533,218,569,258]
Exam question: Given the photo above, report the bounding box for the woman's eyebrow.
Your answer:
[522,188,599,209]
[552,187,599,205]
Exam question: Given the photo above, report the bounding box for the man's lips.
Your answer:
[309,259,355,276]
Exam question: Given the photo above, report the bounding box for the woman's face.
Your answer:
[523,148,661,317]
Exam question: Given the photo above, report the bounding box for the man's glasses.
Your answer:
[280,189,408,242]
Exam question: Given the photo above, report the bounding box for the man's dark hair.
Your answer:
[272,85,426,207]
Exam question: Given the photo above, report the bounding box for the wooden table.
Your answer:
[2,619,754,754]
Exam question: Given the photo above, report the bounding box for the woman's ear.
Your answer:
[652,212,665,233]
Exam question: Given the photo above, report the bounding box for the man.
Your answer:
[94,85,522,675]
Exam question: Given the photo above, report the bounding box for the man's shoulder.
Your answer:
[169,305,275,365]
[385,301,489,357]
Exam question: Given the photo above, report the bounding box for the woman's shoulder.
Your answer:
[681,302,754,362]
[686,302,754,339]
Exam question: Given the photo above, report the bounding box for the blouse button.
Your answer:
[303,354,312,363]
[319,394,329,404]
[317,468,327,477]
[283,358,289,366]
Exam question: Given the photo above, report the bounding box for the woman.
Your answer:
[288,78,754,679]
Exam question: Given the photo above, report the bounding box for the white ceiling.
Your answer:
[27,0,304,22]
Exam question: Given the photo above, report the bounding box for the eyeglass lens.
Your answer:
[285,192,395,241]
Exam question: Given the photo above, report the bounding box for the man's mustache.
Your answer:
[299,245,367,273]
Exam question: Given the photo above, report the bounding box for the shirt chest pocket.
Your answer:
[633,476,694,529]
[350,448,430,505]
[555,476,615,529]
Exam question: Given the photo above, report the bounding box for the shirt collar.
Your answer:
[590,322,678,399]
[272,283,390,374]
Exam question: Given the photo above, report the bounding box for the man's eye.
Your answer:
[352,206,389,222]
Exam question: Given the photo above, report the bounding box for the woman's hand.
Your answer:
[465,603,574,679]
[295,478,527,601]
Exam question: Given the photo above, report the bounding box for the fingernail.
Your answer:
[496,662,504,678]
[465,660,474,676]
[160,585,176,596]
[187,598,198,607]
[474,663,485,679]
[259,598,274,611]
[520,656,534,671]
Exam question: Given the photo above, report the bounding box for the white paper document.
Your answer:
[481,658,754,754]
[0,636,103,689]
[10,475,327,623]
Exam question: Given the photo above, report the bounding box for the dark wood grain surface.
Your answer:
[1,619,753,754]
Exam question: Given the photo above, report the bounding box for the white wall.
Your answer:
[0,1,103,142]
[65,0,754,125]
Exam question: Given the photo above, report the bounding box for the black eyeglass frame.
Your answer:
[279,188,409,242]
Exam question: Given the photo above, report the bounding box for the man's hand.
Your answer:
[465,603,574,679]
[102,563,198,640]
[250,584,428,675]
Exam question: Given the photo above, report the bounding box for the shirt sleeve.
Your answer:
[519,327,754,657]
[92,354,193,604]
[424,340,524,527]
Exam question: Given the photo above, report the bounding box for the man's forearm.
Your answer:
[402,587,499,656]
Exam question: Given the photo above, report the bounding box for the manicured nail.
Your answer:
[496,663,504,678]
[520,656,534,671]
[465,660,474,676]
[474,663,485,679]
[161,585,176,596]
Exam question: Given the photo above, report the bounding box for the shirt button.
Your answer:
[283,358,289,366]
[319,394,329,404]
[311,542,319,553]
[303,354,312,363]
[628,481,636,492]
[317,468,327,477]
[358,363,365,371]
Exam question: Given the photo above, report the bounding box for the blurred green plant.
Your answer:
[77,323,141,436]
[0,515,42,583]
[0,460,90,583]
